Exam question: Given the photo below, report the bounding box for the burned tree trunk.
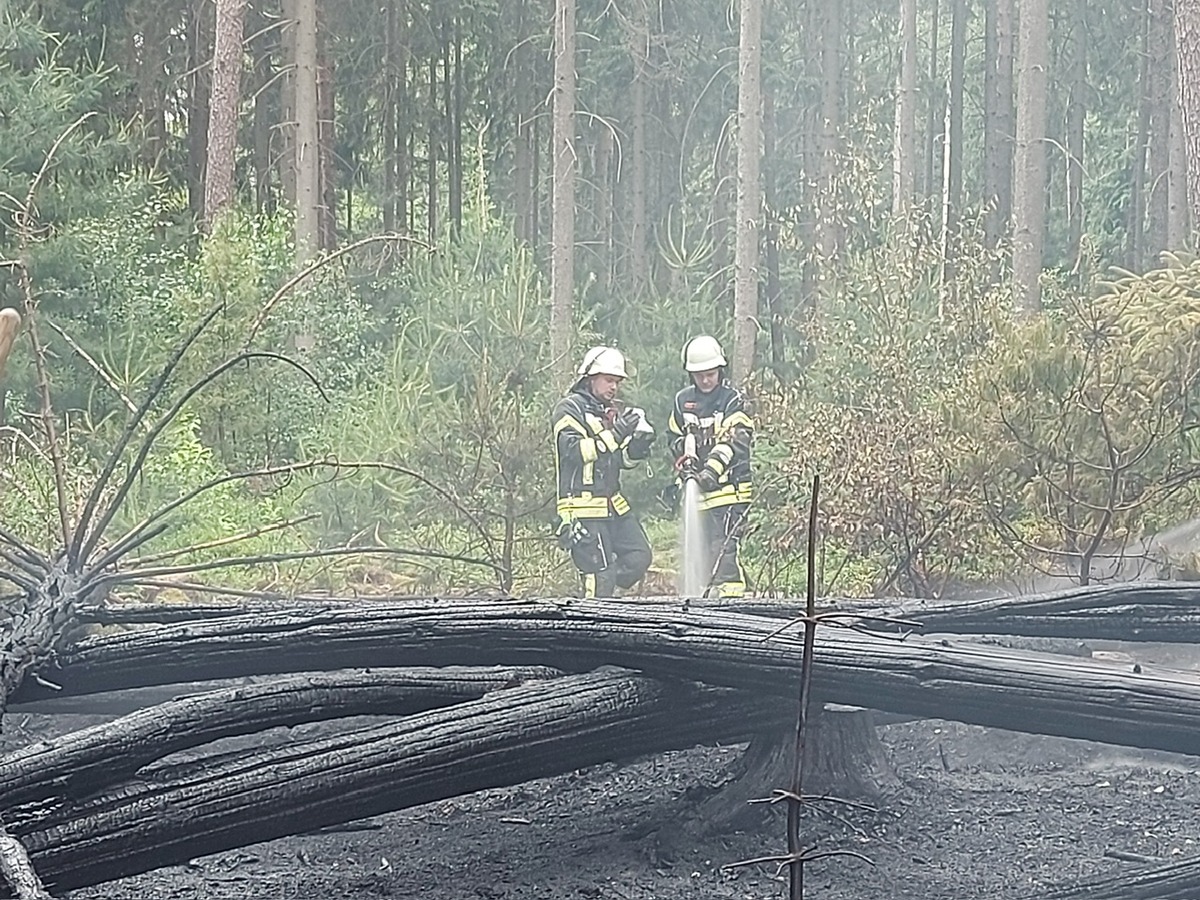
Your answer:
[0,834,50,899]
[692,705,899,834]
[88,581,1200,643]
[0,666,556,809]
[33,598,1200,756]
[4,669,778,894]
[1039,853,1200,899]
[0,570,91,715]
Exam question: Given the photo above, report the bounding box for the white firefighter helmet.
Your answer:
[577,346,628,379]
[682,335,727,372]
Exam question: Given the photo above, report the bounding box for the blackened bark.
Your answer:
[0,666,559,810]
[36,595,1200,756]
[10,670,777,894]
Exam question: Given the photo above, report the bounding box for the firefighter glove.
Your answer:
[611,408,640,443]
[696,467,721,493]
[627,430,655,459]
[556,518,588,552]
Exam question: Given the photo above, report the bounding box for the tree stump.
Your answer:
[688,704,901,835]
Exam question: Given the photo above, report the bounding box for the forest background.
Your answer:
[3,0,1200,601]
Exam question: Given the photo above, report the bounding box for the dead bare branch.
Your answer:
[69,305,224,566]
[43,318,137,414]
[243,233,432,348]
[78,351,327,565]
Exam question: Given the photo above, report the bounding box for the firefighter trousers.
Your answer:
[702,503,748,599]
[576,512,652,598]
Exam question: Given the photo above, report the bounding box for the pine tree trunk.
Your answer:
[1170,63,1190,246]
[202,0,247,230]
[733,0,763,382]
[396,3,410,247]
[451,18,464,237]
[39,594,1200,756]
[317,23,337,250]
[1147,0,1173,260]
[924,0,942,201]
[382,2,397,233]
[279,0,298,207]
[550,0,577,379]
[816,0,841,263]
[941,0,967,283]
[293,0,321,262]
[1128,1,1151,268]
[8,670,778,895]
[763,84,784,375]
[630,52,649,295]
[1065,0,1087,270]
[893,0,918,216]
[1011,0,1049,313]
[251,4,276,216]
[512,0,534,244]
[689,707,900,836]
[427,53,440,243]
[186,0,213,221]
[131,0,168,172]
[984,0,1015,252]
[595,123,615,293]
[1175,0,1200,231]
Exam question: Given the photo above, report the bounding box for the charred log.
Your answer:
[26,598,1200,757]
[0,833,49,900]
[84,581,1200,643]
[7,668,780,894]
[1039,853,1200,899]
[0,665,556,809]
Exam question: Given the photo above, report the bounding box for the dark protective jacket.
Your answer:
[553,385,651,520]
[667,380,753,510]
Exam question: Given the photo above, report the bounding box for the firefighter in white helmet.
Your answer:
[552,346,655,597]
[666,335,753,598]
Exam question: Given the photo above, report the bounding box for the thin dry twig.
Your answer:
[12,114,97,551]
[124,515,319,566]
[44,318,137,413]
[243,233,431,347]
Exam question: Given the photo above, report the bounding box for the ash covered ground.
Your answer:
[2,639,1196,899]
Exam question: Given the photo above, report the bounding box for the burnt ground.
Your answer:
[9,641,1200,900]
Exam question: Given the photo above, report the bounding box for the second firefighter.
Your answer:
[667,335,753,598]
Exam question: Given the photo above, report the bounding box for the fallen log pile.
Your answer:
[0,665,558,809]
[5,584,1200,896]
[2,667,778,894]
[26,596,1200,756]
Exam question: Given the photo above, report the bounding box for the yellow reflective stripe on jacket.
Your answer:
[557,493,631,518]
[554,414,600,467]
[719,410,754,433]
[697,483,753,510]
[598,429,620,453]
[717,579,746,599]
[554,414,587,437]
